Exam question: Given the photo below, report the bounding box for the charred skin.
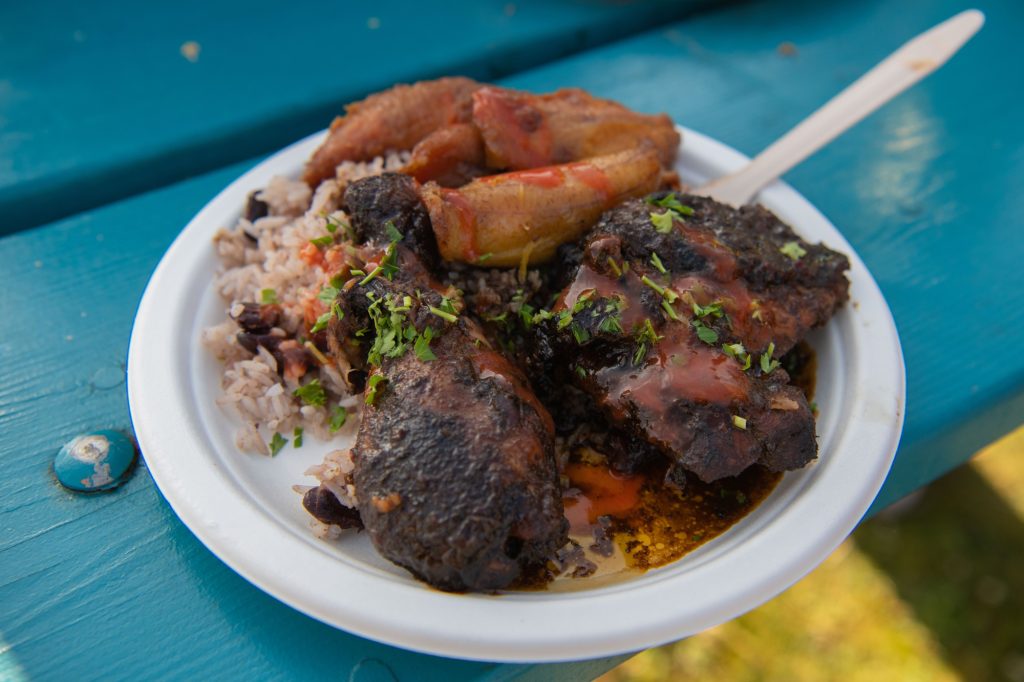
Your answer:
[354,328,567,592]
[303,77,482,187]
[323,175,567,591]
[533,193,849,482]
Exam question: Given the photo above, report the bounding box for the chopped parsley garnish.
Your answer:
[310,235,334,248]
[310,311,333,334]
[606,256,623,277]
[293,378,327,406]
[692,320,719,345]
[641,276,680,310]
[324,214,351,237]
[780,241,807,261]
[269,432,287,456]
[646,193,695,216]
[575,365,587,380]
[692,301,724,319]
[760,341,781,373]
[365,374,387,405]
[633,318,663,365]
[570,324,591,345]
[428,305,458,324]
[359,242,400,285]
[384,220,403,243]
[722,342,752,370]
[731,415,747,430]
[414,327,437,361]
[476,252,494,263]
[650,252,668,275]
[329,406,348,432]
[317,285,339,303]
[293,427,304,448]
[598,311,624,335]
[260,288,279,304]
[649,211,676,234]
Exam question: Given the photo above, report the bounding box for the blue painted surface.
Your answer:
[0,0,710,236]
[2,0,1023,679]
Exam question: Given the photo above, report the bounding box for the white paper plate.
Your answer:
[127,127,904,662]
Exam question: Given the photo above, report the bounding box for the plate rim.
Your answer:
[127,126,905,662]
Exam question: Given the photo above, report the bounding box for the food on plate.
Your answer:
[203,77,849,593]
[422,145,664,266]
[529,194,848,483]
[303,77,481,188]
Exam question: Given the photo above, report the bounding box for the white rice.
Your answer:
[202,152,409,455]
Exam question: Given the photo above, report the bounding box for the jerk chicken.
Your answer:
[304,174,567,591]
[529,194,849,483]
[281,78,851,592]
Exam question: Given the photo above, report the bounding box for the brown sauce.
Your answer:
[512,340,817,590]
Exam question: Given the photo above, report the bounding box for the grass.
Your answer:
[599,425,1024,682]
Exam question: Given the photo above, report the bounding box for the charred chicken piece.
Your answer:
[303,77,482,188]
[531,193,849,482]
[315,176,567,591]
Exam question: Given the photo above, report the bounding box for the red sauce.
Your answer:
[597,325,749,416]
[438,188,479,261]
[498,166,566,189]
[556,264,650,330]
[677,223,737,281]
[566,162,612,199]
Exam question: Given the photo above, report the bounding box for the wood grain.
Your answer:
[0,0,712,236]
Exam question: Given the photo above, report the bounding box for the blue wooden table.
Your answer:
[2,0,1021,679]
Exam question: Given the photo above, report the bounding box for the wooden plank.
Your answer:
[0,0,712,236]
[2,0,1022,678]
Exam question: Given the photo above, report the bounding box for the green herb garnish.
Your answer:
[692,320,719,345]
[310,311,332,334]
[780,241,807,261]
[650,211,676,234]
[476,252,494,264]
[293,427,304,448]
[760,341,781,373]
[650,252,668,275]
[329,406,348,432]
[310,235,334,248]
[260,288,279,304]
[633,318,663,365]
[722,342,752,370]
[384,220,403,243]
[646,193,695,216]
[317,285,339,303]
[414,327,437,361]
[365,374,387,405]
[293,378,327,406]
[269,432,287,456]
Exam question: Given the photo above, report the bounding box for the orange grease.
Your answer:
[564,463,644,527]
